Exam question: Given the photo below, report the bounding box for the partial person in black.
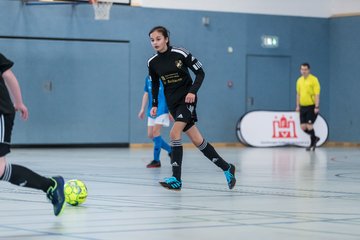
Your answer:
[0,52,65,216]
[147,26,236,190]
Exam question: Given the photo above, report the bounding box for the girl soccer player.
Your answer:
[147,26,236,190]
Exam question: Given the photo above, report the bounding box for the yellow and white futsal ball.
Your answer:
[64,179,88,206]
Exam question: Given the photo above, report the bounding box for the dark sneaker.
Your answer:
[306,136,315,151]
[311,137,320,151]
[224,164,236,189]
[159,176,182,191]
[146,160,161,168]
[46,176,65,216]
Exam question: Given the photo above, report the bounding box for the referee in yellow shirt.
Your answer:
[296,63,320,151]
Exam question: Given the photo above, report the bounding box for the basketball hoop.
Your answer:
[89,0,113,21]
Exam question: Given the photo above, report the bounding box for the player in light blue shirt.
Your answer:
[138,76,172,168]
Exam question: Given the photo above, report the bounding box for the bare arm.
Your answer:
[315,94,320,107]
[2,69,28,120]
[314,94,320,114]
[138,92,149,119]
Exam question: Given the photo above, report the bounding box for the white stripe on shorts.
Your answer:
[0,115,4,143]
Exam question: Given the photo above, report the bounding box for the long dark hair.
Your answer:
[149,26,170,47]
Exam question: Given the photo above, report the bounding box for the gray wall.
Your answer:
[329,17,360,142]
[0,1,334,144]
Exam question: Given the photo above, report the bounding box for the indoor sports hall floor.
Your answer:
[0,146,359,240]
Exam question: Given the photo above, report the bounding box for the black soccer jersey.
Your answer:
[148,46,205,109]
[0,53,15,114]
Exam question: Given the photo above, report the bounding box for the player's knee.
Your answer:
[170,130,181,141]
[169,131,177,141]
[147,129,154,139]
[152,129,161,137]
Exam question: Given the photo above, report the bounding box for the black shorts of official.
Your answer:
[169,103,198,132]
[299,105,318,124]
[0,113,15,157]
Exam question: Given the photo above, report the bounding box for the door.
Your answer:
[246,55,291,112]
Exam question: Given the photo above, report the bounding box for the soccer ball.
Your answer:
[64,179,88,206]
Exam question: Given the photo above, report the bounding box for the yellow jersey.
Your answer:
[296,74,320,106]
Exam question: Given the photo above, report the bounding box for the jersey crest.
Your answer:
[175,60,183,69]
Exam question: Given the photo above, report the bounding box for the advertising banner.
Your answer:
[236,111,328,147]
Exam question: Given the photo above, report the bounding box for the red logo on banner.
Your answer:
[272,115,297,138]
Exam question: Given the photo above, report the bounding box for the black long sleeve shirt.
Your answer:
[148,46,205,110]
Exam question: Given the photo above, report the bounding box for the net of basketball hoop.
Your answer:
[89,0,113,20]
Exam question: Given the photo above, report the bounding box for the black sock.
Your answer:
[308,129,316,139]
[198,139,229,171]
[0,163,53,193]
[170,140,183,181]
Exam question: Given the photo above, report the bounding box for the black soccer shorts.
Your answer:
[170,103,198,132]
[299,105,318,124]
[0,113,15,157]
